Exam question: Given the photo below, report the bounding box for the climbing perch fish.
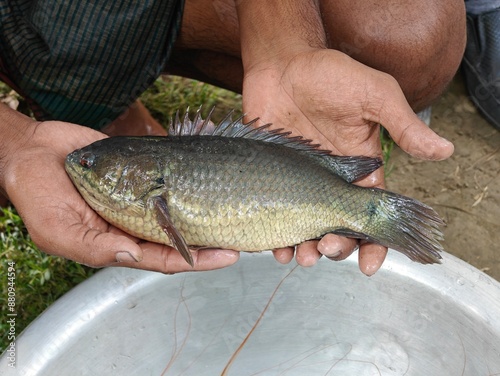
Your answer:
[65,109,444,267]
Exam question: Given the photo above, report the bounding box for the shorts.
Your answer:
[0,0,184,129]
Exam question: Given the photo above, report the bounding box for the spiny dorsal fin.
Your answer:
[168,107,330,154]
[168,108,382,182]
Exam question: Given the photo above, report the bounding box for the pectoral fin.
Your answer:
[152,196,194,267]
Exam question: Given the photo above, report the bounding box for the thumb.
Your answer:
[82,230,144,267]
[378,99,454,161]
[52,226,144,267]
[364,72,454,161]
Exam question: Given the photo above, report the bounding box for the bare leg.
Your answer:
[101,99,167,136]
[170,0,466,111]
[0,193,8,207]
[320,0,466,111]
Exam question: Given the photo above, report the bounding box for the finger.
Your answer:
[358,243,387,276]
[365,75,454,161]
[377,98,453,161]
[353,167,385,189]
[317,233,358,260]
[107,225,143,243]
[392,117,454,161]
[46,225,146,267]
[272,247,295,264]
[115,243,240,273]
[295,240,321,267]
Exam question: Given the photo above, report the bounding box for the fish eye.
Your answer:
[155,177,165,185]
[80,152,95,169]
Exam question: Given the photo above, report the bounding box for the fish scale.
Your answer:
[65,109,445,266]
[164,138,340,250]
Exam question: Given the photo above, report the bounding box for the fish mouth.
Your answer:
[65,152,84,182]
[64,151,123,214]
[65,153,93,200]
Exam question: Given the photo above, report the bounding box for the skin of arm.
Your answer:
[235,0,454,275]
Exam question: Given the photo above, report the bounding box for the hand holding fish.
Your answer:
[0,109,239,272]
[236,0,455,275]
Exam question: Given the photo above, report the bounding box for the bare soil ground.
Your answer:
[386,74,500,281]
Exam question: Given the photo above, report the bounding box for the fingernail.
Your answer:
[362,266,377,277]
[116,251,141,263]
[326,251,342,260]
[204,249,240,265]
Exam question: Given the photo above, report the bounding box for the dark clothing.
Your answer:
[0,0,184,128]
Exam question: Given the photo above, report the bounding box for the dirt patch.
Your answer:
[386,74,500,281]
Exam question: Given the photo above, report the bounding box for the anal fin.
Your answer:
[151,196,194,267]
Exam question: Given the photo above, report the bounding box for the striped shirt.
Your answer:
[0,0,184,128]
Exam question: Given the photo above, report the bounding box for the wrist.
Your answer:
[0,104,37,197]
[235,0,326,69]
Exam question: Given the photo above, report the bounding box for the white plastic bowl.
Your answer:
[2,251,500,375]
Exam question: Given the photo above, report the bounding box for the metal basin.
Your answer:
[2,251,500,375]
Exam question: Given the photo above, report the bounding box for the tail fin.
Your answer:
[333,189,445,264]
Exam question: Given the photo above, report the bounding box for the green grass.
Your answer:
[140,76,242,127]
[0,76,395,354]
[380,127,395,177]
[0,208,95,353]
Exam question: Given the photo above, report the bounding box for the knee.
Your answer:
[322,0,466,110]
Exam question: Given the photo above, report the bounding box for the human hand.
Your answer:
[0,113,239,273]
[242,48,454,275]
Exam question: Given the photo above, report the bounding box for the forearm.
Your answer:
[0,104,35,197]
[235,1,327,68]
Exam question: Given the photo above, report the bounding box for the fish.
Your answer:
[65,108,444,267]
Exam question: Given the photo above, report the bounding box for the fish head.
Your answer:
[65,137,166,215]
